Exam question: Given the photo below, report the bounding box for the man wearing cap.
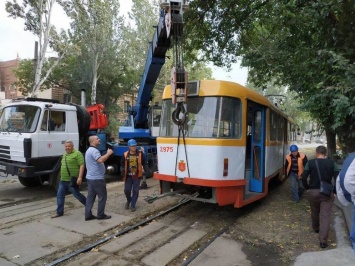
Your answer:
[285,144,308,203]
[121,139,148,212]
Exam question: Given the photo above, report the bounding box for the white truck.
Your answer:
[0,96,112,190]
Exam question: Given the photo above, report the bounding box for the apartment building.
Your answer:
[0,57,22,103]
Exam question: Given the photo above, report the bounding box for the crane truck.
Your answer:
[115,0,190,181]
[0,0,189,190]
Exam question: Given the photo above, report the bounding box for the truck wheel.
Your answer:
[18,176,43,187]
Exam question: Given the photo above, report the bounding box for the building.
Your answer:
[0,56,22,102]
[0,57,73,106]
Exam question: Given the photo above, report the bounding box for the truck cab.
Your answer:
[0,98,90,189]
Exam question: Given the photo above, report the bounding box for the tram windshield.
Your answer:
[0,105,41,133]
[160,97,242,138]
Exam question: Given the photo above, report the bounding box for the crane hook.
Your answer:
[172,102,186,126]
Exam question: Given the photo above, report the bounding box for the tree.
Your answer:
[60,0,125,105]
[5,0,72,97]
[185,0,355,157]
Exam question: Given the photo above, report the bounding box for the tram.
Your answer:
[153,80,298,208]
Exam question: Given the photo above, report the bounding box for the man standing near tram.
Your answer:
[121,139,148,212]
[285,144,308,203]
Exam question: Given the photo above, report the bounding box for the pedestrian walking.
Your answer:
[51,140,86,218]
[85,135,113,221]
[336,152,355,255]
[121,139,148,212]
[285,144,308,203]
[301,145,339,248]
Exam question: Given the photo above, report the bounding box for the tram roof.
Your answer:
[162,80,291,119]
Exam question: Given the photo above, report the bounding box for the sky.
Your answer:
[0,0,248,86]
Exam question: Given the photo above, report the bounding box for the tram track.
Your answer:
[1,175,286,266]
[28,198,243,266]
[44,198,192,266]
[181,224,231,266]
[24,182,279,266]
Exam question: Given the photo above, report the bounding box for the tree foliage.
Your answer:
[5,0,72,96]
[60,0,126,105]
[185,0,355,155]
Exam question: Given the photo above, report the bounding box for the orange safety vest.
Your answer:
[123,151,143,181]
[286,152,305,177]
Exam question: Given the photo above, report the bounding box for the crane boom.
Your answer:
[119,0,189,142]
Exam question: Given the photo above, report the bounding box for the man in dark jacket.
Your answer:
[301,145,339,249]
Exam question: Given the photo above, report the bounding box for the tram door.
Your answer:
[249,102,266,192]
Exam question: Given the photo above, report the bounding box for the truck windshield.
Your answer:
[0,105,41,133]
[160,96,242,138]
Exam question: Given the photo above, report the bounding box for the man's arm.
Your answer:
[141,151,149,174]
[97,148,113,163]
[336,175,350,206]
[77,164,85,185]
[284,159,289,177]
[301,162,310,190]
[332,162,340,194]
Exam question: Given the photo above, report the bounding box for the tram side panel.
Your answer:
[155,139,259,206]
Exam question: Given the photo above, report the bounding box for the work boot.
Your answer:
[140,182,148,189]
[125,201,130,210]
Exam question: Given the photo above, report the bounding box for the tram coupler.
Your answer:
[144,189,185,204]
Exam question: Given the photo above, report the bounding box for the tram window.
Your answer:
[277,117,285,141]
[160,96,242,138]
[254,111,262,142]
[287,122,296,141]
[270,111,277,141]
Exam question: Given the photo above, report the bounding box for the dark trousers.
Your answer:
[290,171,305,202]
[56,180,86,215]
[124,176,141,208]
[85,179,107,219]
[307,189,334,243]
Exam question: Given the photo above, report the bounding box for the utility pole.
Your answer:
[33,41,38,97]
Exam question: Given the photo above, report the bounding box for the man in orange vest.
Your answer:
[285,144,308,203]
[121,139,148,212]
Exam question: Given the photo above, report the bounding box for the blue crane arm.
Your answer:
[134,9,171,128]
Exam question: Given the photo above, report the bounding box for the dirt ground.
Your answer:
[225,175,338,265]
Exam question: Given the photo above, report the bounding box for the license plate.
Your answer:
[0,165,6,171]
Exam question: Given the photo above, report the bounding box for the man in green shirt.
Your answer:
[51,140,86,218]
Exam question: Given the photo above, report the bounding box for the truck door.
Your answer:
[249,102,266,193]
[37,110,68,158]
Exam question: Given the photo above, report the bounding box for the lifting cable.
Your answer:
[174,124,190,178]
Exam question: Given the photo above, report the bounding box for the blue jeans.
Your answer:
[124,177,141,208]
[351,204,355,255]
[85,179,107,218]
[56,180,86,216]
[290,171,305,202]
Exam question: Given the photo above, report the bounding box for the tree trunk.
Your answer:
[325,129,336,159]
[90,54,99,105]
[341,136,355,155]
